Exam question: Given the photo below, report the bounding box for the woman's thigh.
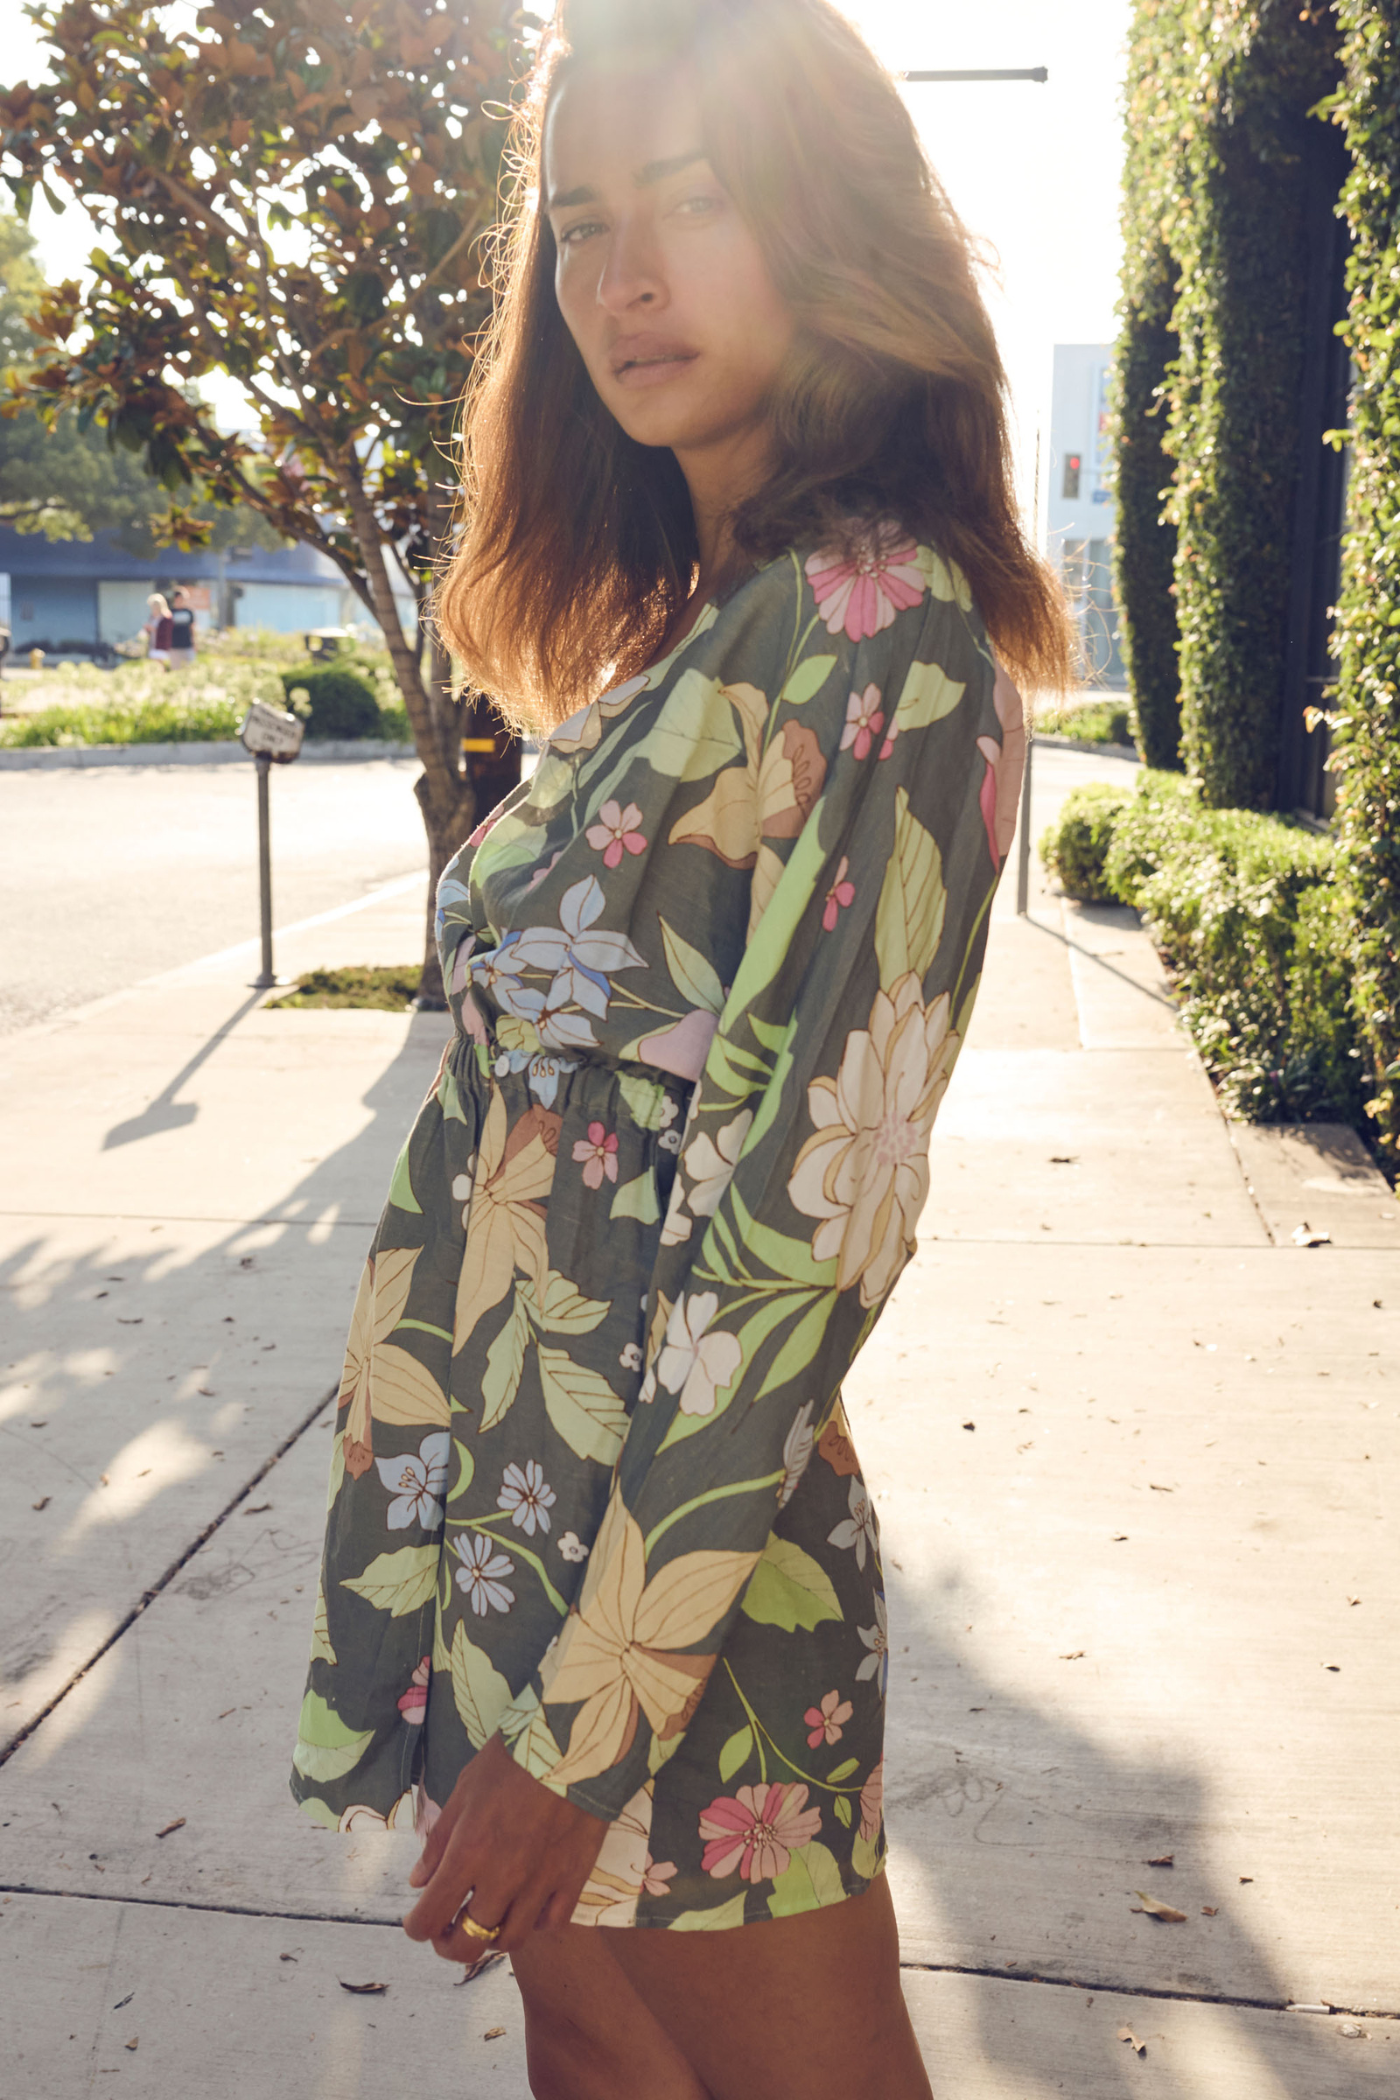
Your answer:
[517,1874,930,2100]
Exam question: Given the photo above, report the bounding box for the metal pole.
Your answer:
[1017,422,1044,918]
[253,751,276,987]
[902,68,1048,83]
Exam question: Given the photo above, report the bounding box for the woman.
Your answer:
[143,591,172,667]
[292,2,1069,2093]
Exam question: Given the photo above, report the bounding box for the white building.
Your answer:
[1046,343,1125,688]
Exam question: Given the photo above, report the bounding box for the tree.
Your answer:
[0,0,525,998]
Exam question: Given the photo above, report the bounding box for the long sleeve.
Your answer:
[504,535,1020,1820]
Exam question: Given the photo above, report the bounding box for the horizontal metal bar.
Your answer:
[901,67,1049,83]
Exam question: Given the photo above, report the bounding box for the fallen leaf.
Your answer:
[1118,2027,1147,2057]
[483,2027,506,2039]
[243,1503,272,1515]
[1060,1650,1085,1661]
[1348,1597,1361,1606]
[1238,1876,1253,1884]
[1201,1906,1218,1916]
[338,1980,388,1995]
[1112,1533,1129,1542]
[1050,1155,1078,1164]
[1339,2022,1365,2039]
[1146,1853,1174,1868]
[1324,1663,1341,1673]
[1131,1891,1187,1922]
[117,1316,144,1324]
[113,1995,134,2011]
[198,1387,215,1397]
[32,1497,51,1512]
[962,1421,976,1431]
[99,1473,110,1486]
[280,1953,298,1962]
[155,1817,186,1839]
[1291,1224,1331,1247]
[1149,1483,1173,1493]
[30,1419,47,1427]
[217,1708,236,1720]
[125,2038,138,2051]
[453,1952,506,1985]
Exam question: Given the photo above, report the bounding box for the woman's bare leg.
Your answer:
[611,1874,931,2100]
[510,1932,711,2100]
[512,1873,928,2100]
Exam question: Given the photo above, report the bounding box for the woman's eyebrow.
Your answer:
[546,150,708,213]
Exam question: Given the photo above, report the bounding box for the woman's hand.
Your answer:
[402,1732,608,1959]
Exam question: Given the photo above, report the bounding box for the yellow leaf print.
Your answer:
[538,1495,758,1791]
[339,1245,421,1477]
[453,1089,560,1355]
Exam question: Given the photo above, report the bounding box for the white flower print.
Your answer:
[778,1401,816,1508]
[373,1431,450,1532]
[856,1591,889,1695]
[659,1094,681,1128]
[452,1534,516,1616]
[656,1290,743,1417]
[558,1531,590,1563]
[508,875,646,1019]
[682,1110,753,1218]
[828,1474,878,1569]
[619,1342,643,1371]
[497,1459,556,1537]
[658,1127,682,1153]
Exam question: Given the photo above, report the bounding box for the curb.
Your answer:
[0,737,417,771]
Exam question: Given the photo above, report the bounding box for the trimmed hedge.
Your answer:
[1041,772,1368,1126]
[1319,4,1400,1166]
[280,661,383,740]
[1039,784,1133,903]
[1114,4,1340,808]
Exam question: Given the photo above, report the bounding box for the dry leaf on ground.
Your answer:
[1131,1891,1187,1922]
[1201,1906,1218,1917]
[1117,2027,1147,2056]
[484,2026,506,2039]
[124,2039,138,2052]
[1146,1853,1174,1867]
[155,1817,186,1838]
[338,1980,388,1995]
[1291,1224,1331,1247]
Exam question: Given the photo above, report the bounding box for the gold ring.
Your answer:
[452,1903,500,1945]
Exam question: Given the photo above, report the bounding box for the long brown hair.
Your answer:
[438,0,1072,728]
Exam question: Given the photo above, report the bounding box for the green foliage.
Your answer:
[1036,700,1133,748]
[1103,773,1366,1124]
[269,965,422,1011]
[281,660,382,740]
[1317,4,1400,1165]
[1112,10,1183,771]
[1114,4,1341,805]
[1039,784,1133,903]
[0,653,280,745]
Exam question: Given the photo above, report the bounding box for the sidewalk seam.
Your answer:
[4,1885,1396,2021]
[0,1382,337,1769]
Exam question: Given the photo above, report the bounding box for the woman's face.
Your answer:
[543,63,796,465]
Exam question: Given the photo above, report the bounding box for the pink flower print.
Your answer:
[859,1758,885,1845]
[878,717,899,761]
[642,1853,678,1898]
[397,1654,430,1725]
[524,847,563,894]
[804,1689,854,1749]
[699,1782,822,1884]
[572,1120,619,1189]
[805,523,926,641]
[977,665,1027,871]
[840,685,885,761]
[585,800,648,871]
[822,856,855,932]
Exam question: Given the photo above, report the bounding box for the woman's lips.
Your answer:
[610,344,699,388]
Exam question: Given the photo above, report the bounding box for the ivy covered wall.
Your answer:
[1324,1,1400,1163]
[1114,2,1340,808]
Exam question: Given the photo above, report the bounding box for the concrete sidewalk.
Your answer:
[1,747,1395,2097]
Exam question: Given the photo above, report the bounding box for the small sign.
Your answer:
[241,701,305,763]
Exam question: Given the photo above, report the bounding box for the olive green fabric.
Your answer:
[292,531,1010,1928]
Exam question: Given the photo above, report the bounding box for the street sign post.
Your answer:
[240,701,305,988]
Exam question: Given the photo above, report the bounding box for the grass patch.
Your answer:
[1036,698,1135,748]
[269,964,424,1011]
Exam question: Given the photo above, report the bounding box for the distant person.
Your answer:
[168,588,198,669]
[144,592,173,667]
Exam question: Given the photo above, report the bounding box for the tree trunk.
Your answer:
[413,765,479,1007]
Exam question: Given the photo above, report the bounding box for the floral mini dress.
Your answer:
[291,527,1017,1930]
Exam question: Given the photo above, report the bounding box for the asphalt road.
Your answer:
[0,758,429,1036]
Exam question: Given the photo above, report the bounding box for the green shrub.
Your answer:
[1039,784,1133,903]
[0,656,281,746]
[280,661,382,739]
[1105,773,1365,1123]
[1036,701,1134,748]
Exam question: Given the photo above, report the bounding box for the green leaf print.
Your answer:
[890,658,966,735]
[660,916,725,1014]
[340,1543,439,1618]
[450,1620,513,1750]
[753,1290,839,1402]
[767,1839,846,1918]
[297,1795,341,1830]
[633,670,743,784]
[851,1831,883,1882]
[292,1690,374,1785]
[309,1574,336,1665]
[617,1070,671,1130]
[778,652,838,708]
[522,1269,611,1336]
[537,1343,628,1465]
[833,1793,853,1829]
[499,1686,563,1778]
[481,1289,530,1431]
[741,1536,842,1633]
[387,1138,421,1215]
[718,1724,754,1783]
[730,1187,837,1288]
[610,1170,661,1225]
[670,1893,751,1932]
[875,785,947,987]
[720,819,826,1023]
[827,1758,859,1783]
[743,1015,797,1155]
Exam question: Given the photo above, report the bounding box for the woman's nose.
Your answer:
[596,216,665,313]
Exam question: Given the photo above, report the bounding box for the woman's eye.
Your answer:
[559,219,604,248]
[677,192,721,217]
